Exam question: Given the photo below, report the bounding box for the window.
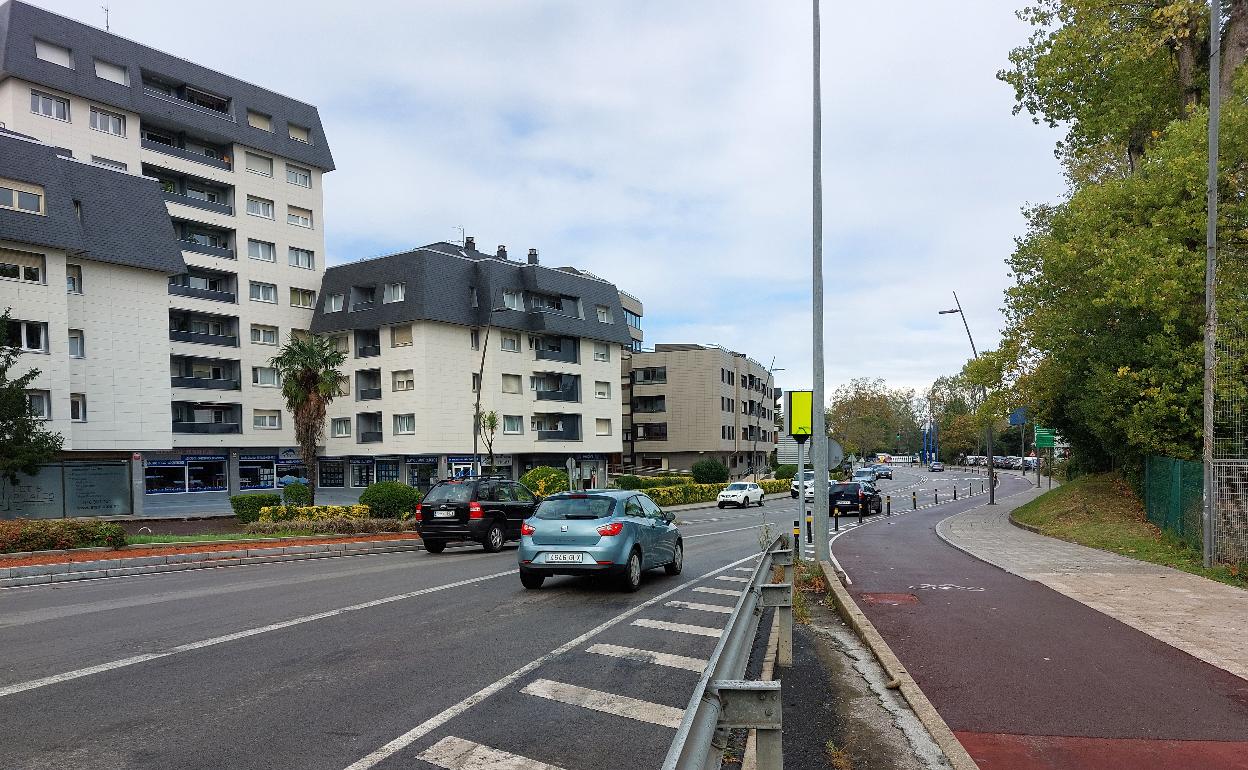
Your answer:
[70,393,87,422]
[289,123,311,143]
[503,290,524,311]
[289,247,315,270]
[251,324,278,345]
[7,320,47,352]
[290,288,316,308]
[625,309,642,329]
[94,59,128,85]
[252,366,279,387]
[393,413,416,435]
[595,381,611,399]
[90,156,127,171]
[383,282,405,303]
[503,415,523,434]
[470,329,480,350]
[634,366,666,384]
[247,111,272,131]
[253,409,281,429]
[287,206,313,228]
[331,335,349,354]
[247,239,276,263]
[391,324,413,347]
[246,196,275,219]
[30,90,69,121]
[596,305,611,323]
[244,152,273,176]
[393,370,415,391]
[471,373,481,392]
[596,418,612,436]
[249,281,277,303]
[26,391,51,419]
[0,182,44,215]
[0,248,45,283]
[34,40,73,68]
[286,164,312,187]
[327,293,344,312]
[501,374,522,394]
[68,329,85,358]
[89,107,125,136]
[331,417,351,437]
[66,264,82,293]
[593,342,610,362]
[501,333,519,352]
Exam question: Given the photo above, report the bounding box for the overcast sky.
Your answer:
[44,0,1065,397]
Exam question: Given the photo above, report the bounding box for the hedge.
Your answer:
[773,464,798,480]
[231,493,282,524]
[691,459,729,484]
[613,475,692,490]
[258,504,371,522]
[0,519,127,554]
[635,479,793,508]
[358,481,422,518]
[244,517,418,535]
[760,480,791,494]
[519,466,570,496]
[282,482,312,506]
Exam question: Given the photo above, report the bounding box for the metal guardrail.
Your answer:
[663,534,794,770]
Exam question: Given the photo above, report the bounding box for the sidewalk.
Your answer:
[938,487,1248,682]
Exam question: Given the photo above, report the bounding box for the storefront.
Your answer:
[405,455,440,489]
[143,454,228,494]
[239,454,277,491]
[519,454,606,489]
[374,457,403,484]
[319,458,346,488]
[447,455,477,479]
[350,457,374,488]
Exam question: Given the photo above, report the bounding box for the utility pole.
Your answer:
[811,0,831,563]
[1203,0,1221,568]
[941,292,995,503]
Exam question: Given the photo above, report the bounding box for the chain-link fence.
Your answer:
[1213,291,1247,563]
[1144,456,1204,552]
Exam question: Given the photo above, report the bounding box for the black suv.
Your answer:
[829,481,882,516]
[416,476,540,553]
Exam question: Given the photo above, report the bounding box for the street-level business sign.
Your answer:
[1035,426,1056,449]
[785,390,813,442]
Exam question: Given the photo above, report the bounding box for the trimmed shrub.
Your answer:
[231,493,282,524]
[358,481,422,519]
[613,475,692,490]
[244,517,418,536]
[760,479,791,494]
[691,459,729,485]
[774,464,798,480]
[282,482,312,506]
[258,504,371,522]
[0,519,127,554]
[519,466,570,497]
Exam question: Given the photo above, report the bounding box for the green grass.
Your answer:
[1013,472,1248,590]
[126,531,318,545]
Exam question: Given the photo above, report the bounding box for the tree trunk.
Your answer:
[1177,14,1202,112]
[1222,0,1248,101]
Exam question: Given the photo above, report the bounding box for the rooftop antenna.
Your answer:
[454,225,465,246]
[101,4,110,31]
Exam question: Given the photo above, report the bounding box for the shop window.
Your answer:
[376,460,400,483]
[186,459,227,492]
[319,460,345,488]
[239,459,276,490]
[351,462,374,488]
[144,464,186,494]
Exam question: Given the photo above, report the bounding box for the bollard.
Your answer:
[833,507,839,532]
[954,486,958,500]
[935,490,939,505]
[858,502,864,525]
[912,491,917,510]
[806,515,813,545]
[886,495,891,516]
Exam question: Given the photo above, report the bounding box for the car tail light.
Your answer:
[521,521,535,536]
[469,501,484,519]
[859,489,864,500]
[597,521,624,537]
[414,503,423,522]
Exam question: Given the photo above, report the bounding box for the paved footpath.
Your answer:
[832,473,1248,770]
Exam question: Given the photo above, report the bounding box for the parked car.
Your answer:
[718,482,764,508]
[790,470,815,498]
[415,476,539,554]
[829,481,882,516]
[929,461,945,472]
[872,464,893,480]
[803,479,836,501]
[517,490,682,591]
[852,468,879,483]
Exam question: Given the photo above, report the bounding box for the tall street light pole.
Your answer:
[811,0,831,563]
[472,307,509,476]
[1203,0,1221,569]
[939,291,995,504]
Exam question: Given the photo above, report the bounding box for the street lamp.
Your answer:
[472,306,510,476]
[752,360,785,482]
[938,291,995,505]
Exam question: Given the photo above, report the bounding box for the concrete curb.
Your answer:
[818,561,980,770]
[0,538,423,588]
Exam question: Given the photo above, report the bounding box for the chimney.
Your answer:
[496,245,508,260]
[527,248,539,265]
[464,236,476,251]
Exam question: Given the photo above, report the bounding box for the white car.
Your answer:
[790,470,815,498]
[718,482,764,508]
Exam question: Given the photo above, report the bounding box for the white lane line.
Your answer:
[692,587,741,597]
[521,679,685,729]
[665,600,733,615]
[631,618,723,638]
[341,551,761,770]
[418,736,565,770]
[0,569,516,700]
[684,525,761,539]
[733,567,754,572]
[715,576,750,583]
[584,643,707,672]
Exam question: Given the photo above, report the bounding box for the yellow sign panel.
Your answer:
[787,390,813,437]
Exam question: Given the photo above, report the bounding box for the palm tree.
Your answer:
[271,335,347,504]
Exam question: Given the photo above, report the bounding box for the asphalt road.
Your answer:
[0,496,803,770]
[832,468,1248,770]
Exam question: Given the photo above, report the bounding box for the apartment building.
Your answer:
[309,240,634,491]
[0,0,333,510]
[627,344,778,475]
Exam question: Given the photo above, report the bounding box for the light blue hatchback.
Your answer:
[517,490,682,591]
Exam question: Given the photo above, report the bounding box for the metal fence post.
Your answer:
[717,681,782,769]
[761,582,792,668]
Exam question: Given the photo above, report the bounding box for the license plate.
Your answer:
[547,553,582,563]
[433,511,456,518]
[836,501,854,507]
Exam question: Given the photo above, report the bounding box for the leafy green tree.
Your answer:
[826,378,921,458]
[478,410,500,471]
[0,310,63,484]
[270,335,347,505]
[520,466,569,496]
[691,459,729,484]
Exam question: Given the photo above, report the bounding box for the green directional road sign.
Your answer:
[1035,427,1056,449]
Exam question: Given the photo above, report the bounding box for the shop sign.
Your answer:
[350,457,375,465]
[447,455,476,464]
[184,455,227,462]
[240,454,277,462]
[405,455,440,465]
[145,458,186,467]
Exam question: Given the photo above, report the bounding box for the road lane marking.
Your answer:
[631,619,723,638]
[684,525,762,539]
[665,600,733,614]
[0,569,517,700]
[691,587,741,597]
[521,679,685,728]
[715,576,750,583]
[418,736,565,770]
[584,643,707,672]
[733,567,754,572]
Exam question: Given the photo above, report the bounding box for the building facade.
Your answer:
[626,344,778,476]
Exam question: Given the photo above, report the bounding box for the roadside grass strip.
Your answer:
[692,586,741,597]
[521,679,685,729]
[630,618,723,638]
[584,643,708,672]
[664,600,733,614]
[419,736,565,770]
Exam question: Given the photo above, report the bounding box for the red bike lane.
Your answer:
[832,475,1248,770]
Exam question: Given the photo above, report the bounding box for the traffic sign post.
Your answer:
[786,391,814,566]
[1035,427,1056,490]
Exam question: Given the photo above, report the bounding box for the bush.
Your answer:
[519,466,570,496]
[0,519,127,554]
[230,493,282,524]
[358,481,422,519]
[760,479,791,494]
[258,504,371,522]
[774,464,798,480]
[691,459,729,484]
[613,475,692,490]
[244,517,418,536]
[282,482,312,506]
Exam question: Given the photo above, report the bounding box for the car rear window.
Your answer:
[831,483,860,495]
[423,482,473,504]
[536,496,617,520]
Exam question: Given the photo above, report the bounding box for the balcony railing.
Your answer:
[162,190,234,216]
[143,85,236,121]
[172,421,241,435]
[171,376,241,391]
[538,427,582,442]
[179,239,235,260]
[536,388,579,403]
[170,330,239,347]
[357,388,382,401]
[351,300,376,312]
[359,431,383,444]
[536,347,578,364]
[141,138,232,170]
[357,345,381,358]
[169,284,235,303]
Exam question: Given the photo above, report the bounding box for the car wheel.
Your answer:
[520,570,545,589]
[664,541,684,575]
[482,523,505,553]
[757,495,764,506]
[620,549,643,592]
[423,539,446,554]
[739,498,749,509]
[717,502,725,509]
[790,491,798,499]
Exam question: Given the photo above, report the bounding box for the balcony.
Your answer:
[171,375,241,391]
[351,300,376,312]
[357,345,381,358]
[535,414,582,442]
[142,83,235,122]
[536,346,578,364]
[172,421,241,435]
[141,138,232,170]
[162,190,233,216]
[538,426,582,442]
[359,431,383,444]
[179,238,235,260]
[169,283,235,303]
[358,388,382,401]
[170,330,239,347]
